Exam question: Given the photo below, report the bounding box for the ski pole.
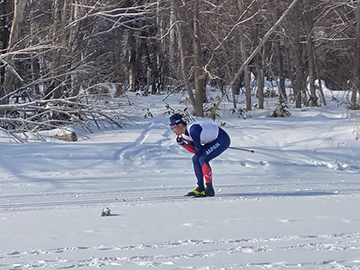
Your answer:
[229,146,255,153]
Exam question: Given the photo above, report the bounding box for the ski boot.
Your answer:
[184,183,205,197]
[194,183,215,197]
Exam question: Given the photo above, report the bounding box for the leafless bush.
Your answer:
[0,87,132,142]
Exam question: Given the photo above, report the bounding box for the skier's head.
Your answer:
[169,113,186,126]
[169,113,187,135]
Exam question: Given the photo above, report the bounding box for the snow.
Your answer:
[1,88,360,269]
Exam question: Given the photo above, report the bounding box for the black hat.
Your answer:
[169,113,186,126]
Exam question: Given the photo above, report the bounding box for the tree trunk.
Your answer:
[0,0,10,90]
[29,0,40,95]
[351,0,360,109]
[193,0,204,117]
[169,0,176,77]
[304,4,317,107]
[293,1,303,108]
[69,0,83,97]
[253,22,264,109]
[127,31,137,92]
[276,40,287,103]
[238,0,251,111]
[173,3,196,108]
[48,0,69,99]
[1,0,28,104]
[240,35,251,111]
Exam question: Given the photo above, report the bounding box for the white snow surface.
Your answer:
[1,89,360,269]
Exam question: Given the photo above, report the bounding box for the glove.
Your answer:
[176,136,186,146]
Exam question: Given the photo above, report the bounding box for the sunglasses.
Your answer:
[170,124,176,130]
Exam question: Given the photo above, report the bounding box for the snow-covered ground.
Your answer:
[1,88,360,269]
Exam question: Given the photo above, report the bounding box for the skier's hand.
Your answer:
[176,136,186,146]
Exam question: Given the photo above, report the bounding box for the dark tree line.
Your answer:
[0,0,359,137]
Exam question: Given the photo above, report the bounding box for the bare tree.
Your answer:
[1,0,30,104]
[350,0,360,109]
[193,0,205,117]
[304,0,317,106]
[173,2,196,107]
[0,0,11,89]
[291,0,304,108]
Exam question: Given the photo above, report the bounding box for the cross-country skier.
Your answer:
[169,113,231,197]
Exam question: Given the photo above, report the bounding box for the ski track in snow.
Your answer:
[1,233,360,269]
[0,179,351,212]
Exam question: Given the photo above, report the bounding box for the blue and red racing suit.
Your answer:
[180,122,231,185]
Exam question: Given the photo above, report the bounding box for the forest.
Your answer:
[0,0,359,139]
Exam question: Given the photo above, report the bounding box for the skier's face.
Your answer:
[170,123,185,136]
